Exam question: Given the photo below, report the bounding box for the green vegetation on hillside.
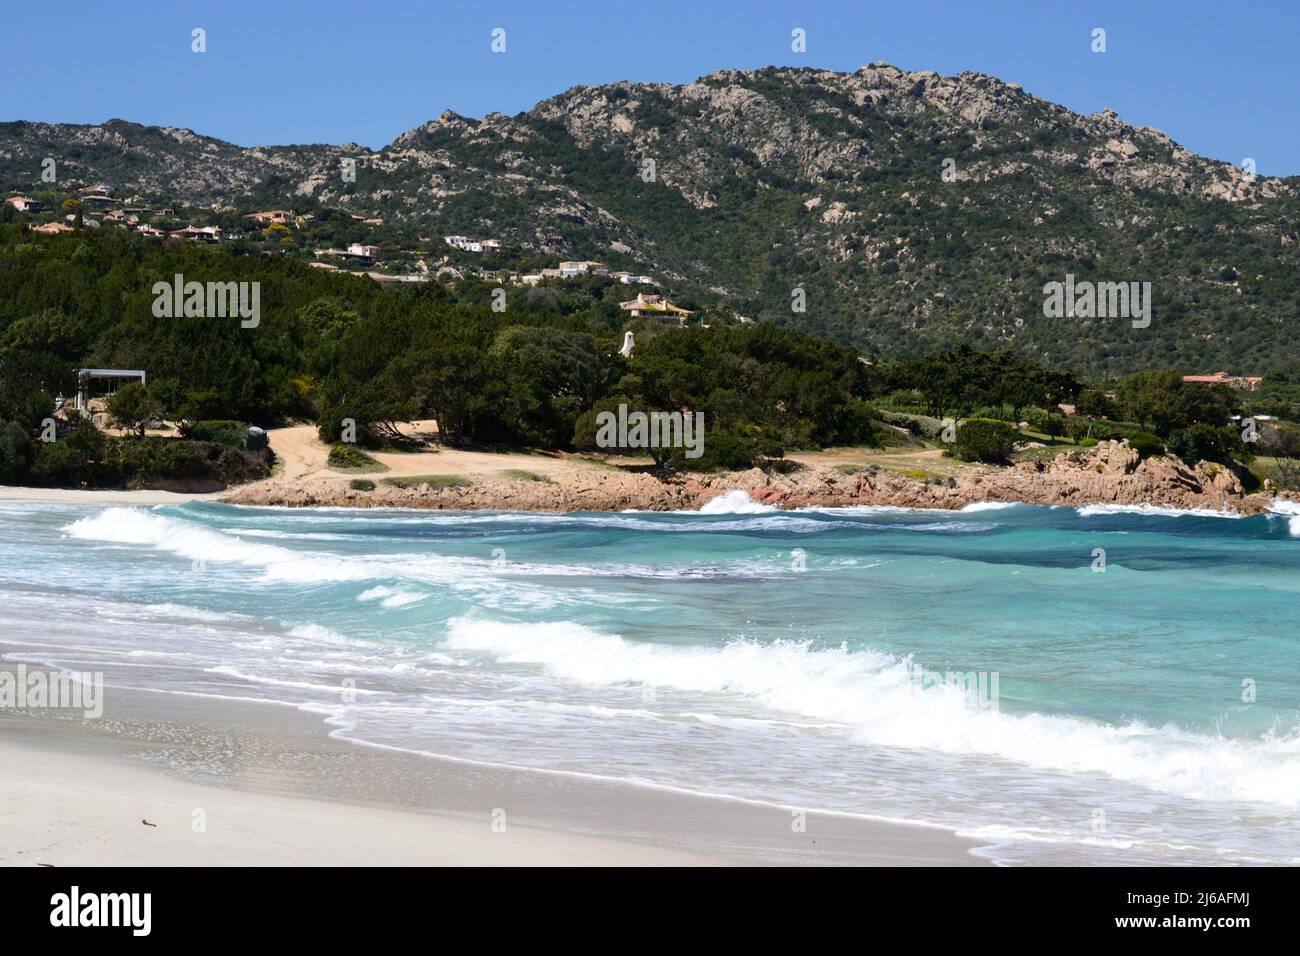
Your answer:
[6,66,1299,376]
[2,226,1295,490]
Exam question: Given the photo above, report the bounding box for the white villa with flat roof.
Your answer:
[558,260,607,277]
[444,235,501,253]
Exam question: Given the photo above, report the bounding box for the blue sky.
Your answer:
[3,1,1297,174]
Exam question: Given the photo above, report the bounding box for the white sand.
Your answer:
[0,681,988,866]
[0,486,219,506]
[0,738,721,866]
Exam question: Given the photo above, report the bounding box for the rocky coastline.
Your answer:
[221,441,1284,515]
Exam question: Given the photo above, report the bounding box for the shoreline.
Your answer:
[0,662,989,866]
[0,484,1270,521]
[1,435,1288,516]
[0,486,222,506]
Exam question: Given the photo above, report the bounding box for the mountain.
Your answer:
[3,63,1298,376]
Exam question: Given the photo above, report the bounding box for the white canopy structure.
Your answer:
[76,368,146,413]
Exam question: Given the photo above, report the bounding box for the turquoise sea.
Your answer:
[2,494,1298,864]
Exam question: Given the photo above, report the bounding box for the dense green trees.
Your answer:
[1260,422,1300,490]
[1103,370,1247,464]
[108,382,163,436]
[0,225,1287,487]
[954,420,1019,464]
[587,323,880,466]
[881,347,1080,419]
[1112,369,1238,435]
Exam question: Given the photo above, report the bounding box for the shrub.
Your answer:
[1127,432,1165,458]
[971,404,1015,423]
[181,420,248,449]
[181,419,243,438]
[30,433,268,489]
[879,411,947,441]
[954,419,1019,464]
[380,474,471,489]
[1063,415,1148,443]
[30,425,114,486]
[500,469,553,483]
[1021,407,1051,431]
[348,479,376,491]
[1166,423,1241,465]
[1078,437,1099,447]
[760,457,805,475]
[316,409,382,449]
[667,426,762,471]
[108,382,163,436]
[327,444,386,472]
[117,439,268,489]
[0,418,35,480]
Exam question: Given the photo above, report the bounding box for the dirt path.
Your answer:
[253,420,618,490]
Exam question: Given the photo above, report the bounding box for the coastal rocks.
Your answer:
[733,441,1271,515]
[221,442,1275,517]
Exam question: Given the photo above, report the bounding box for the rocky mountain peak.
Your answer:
[2,65,1295,375]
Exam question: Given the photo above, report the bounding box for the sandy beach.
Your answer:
[0,737,717,866]
[0,486,221,506]
[0,661,988,867]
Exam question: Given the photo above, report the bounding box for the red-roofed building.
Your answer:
[1182,372,1264,391]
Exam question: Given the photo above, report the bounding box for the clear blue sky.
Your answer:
[3,1,1297,175]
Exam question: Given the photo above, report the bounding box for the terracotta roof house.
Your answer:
[1182,372,1264,391]
[5,195,45,213]
[245,210,296,226]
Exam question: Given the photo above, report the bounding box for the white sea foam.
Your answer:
[357,585,428,608]
[695,490,779,514]
[958,501,1021,512]
[443,615,1300,808]
[141,602,244,623]
[1267,499,1300,537]
[1076,503,1244,519]
[65,508,373,583]
[63,507,854,590]
[235,529,353,541]
[797,504,922,515]
[206,664,382,695]
[284,622,369,646]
